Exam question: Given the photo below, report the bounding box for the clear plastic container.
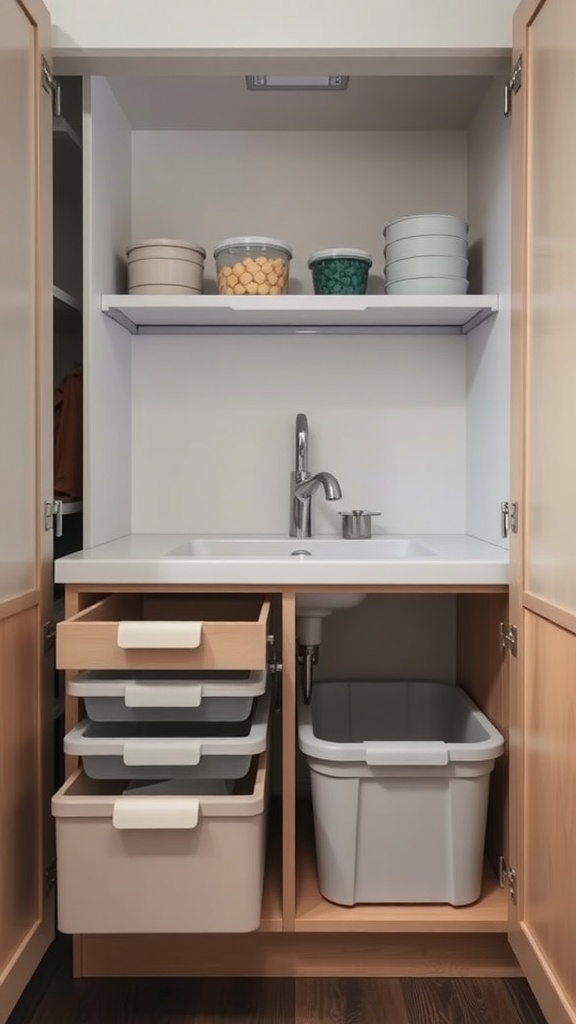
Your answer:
[308,248,372,294]
[213,236,292,295]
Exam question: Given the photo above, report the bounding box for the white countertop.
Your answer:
[54,533,509,586]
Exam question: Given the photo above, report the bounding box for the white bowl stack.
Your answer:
[383,214,469,295]
[126,238,207,295]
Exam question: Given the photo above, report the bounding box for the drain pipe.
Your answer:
[296,614,324,704]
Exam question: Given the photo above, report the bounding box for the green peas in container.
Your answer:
[308,248,372,294]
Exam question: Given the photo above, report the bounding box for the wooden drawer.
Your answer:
[57,594,270,671]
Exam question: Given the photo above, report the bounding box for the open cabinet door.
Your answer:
[0,0,54,1020]
[509,1,576,1023]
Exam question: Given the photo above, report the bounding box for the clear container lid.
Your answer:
[307,248,373,267]
[126,238,207,257]
[213,236,293,259]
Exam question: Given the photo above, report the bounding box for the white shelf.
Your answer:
[101,293,499,336]
[53,115,82,150]
[54,286,82,314]
[60,499,83,516]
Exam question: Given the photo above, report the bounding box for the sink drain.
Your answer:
[291,548,312,557]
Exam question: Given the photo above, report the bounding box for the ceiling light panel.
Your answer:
[246,74,349,91]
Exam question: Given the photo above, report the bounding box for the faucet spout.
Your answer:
[294,471,342,503]
[289,413,343,538]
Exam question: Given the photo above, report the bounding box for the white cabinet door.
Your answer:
[0,0,54,1019]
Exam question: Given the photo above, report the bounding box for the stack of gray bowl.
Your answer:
[383,214,469,295]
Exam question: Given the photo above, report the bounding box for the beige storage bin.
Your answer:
[126,238,206,295]
[56,594,270,671]
[52,746,269,933]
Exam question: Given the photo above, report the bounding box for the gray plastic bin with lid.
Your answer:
[298,680,504,907]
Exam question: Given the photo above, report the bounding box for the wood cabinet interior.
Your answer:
[61,583,512,977]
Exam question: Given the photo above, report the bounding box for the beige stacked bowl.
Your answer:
[383,215,469,295]
[126,238,206,294]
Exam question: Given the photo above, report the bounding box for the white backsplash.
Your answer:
[131,332,466,535]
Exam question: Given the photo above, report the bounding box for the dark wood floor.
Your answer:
[8,942,548,1024]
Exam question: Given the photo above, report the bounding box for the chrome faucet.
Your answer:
[290,413,342,538]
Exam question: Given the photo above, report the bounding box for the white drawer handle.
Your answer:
[117,620,203,649]
[364,741,449,766]
[124,682,203,708]
[112,796,200,830]
[122,739,202,766]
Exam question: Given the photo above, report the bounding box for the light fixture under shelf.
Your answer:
[246,74,349,91]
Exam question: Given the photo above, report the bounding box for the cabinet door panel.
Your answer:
[0,0,36,600]
[522,612,576,1019]
[524,0,576,612]
[0,0,54,1020]
[0,609,42,963]
[511,2,576,1022]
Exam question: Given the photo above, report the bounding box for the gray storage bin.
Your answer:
[69,668,266,723]
[65,687,270,780]
[298,680,504,907]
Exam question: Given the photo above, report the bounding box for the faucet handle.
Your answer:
[339,510,381,540]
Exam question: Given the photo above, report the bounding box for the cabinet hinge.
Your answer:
[267,635,283,711]
[44,499,63,537]
[504,55,523,117]
[500,622,518,657]
[44,860,57,896]
[501,501,510,539]
[499,856,517,904]
[510,501,519,534]
[501,500,519,538]
[41,56,61,116]
[43,619,56,652]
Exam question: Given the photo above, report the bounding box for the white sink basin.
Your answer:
[167,537,435,560]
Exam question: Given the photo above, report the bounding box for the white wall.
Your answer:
[466,77,511,547]
[83,79,133,548]
[130,130,468,536]
[46,0,518,56]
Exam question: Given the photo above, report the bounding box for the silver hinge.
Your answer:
[504,55,523,117]
[501,501,519,538]
[43,619,56,652]
[499,856,517,904]
[41,55,61,116]
[44,860,57,896]
[44,499,63,537]
[267,637,283,711]
[501,501,510,539]
[510,501,519,534]
[500,622,518,657]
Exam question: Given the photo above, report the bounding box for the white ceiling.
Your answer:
[108,75,494,132]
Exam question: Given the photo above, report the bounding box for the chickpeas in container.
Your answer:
[214,236,293,295]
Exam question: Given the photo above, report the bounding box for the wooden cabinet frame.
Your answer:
[59,581,518,978]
